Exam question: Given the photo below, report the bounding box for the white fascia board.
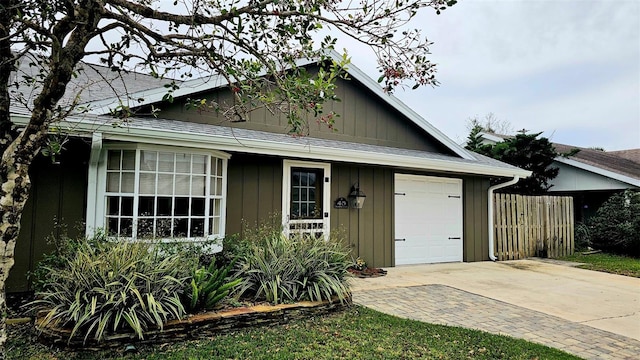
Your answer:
[80,51,473,160]
[83,74,229,115]
[10,112,528,177]
[555,157,640,187]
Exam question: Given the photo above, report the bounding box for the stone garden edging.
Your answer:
[35,297,351,349]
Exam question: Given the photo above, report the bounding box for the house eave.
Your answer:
[11,112,529,179]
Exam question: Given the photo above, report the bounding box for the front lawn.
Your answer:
[8,306,580,360]
[560,253,640,277]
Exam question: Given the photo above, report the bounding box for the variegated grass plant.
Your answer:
[30,239,192,343]
[234,232,351,305]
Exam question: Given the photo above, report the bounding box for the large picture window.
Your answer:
[104,148,226,240]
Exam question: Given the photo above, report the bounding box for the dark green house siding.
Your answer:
[225,153,283,237]
[225,154,491,268]
[12,144,492,293]
[8,139,89,292]
[153,73,454,155]
[463,177,491,262]
[330,163,395,268]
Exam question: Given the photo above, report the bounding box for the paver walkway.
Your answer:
[354,284,640,360]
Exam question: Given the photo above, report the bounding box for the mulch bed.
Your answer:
[347,266,387,278]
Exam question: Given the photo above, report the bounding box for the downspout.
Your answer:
[487,176,520,261]
[85,132,103,237]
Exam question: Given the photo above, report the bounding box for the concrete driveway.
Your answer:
[351,260,640,360]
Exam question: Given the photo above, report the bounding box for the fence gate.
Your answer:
[493,194,574,260]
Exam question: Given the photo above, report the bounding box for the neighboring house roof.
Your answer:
[477,132,640,188]
[79,51,475,160]
[608,149,640,163]
[10,109,531,178]
[553,143,640,187]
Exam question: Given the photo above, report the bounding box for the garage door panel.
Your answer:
[395,174,463,265]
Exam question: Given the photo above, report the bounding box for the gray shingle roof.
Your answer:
[554,143,640,181]
[608,149,640,164]
[10,56,176,112]
[117,117,525,173]
[481,132,640,181]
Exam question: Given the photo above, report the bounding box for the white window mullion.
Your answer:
[132,149,141,241]
[204,155,211,236]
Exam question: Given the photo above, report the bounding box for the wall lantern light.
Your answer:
[349,183,366,209]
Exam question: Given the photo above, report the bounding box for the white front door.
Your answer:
[282,160,331,239]
[395,174,463,265]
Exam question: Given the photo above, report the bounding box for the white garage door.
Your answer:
[395,174,463,265]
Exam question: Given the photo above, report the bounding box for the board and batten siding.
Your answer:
[225,155,491,267]
[330,163,394,268]
[153,71,454,154]
[225,156,394,267]
[462,176,491,262]
[225,153,283,237]
[9,139,89,292]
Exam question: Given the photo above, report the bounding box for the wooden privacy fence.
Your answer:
[493,194,574,261]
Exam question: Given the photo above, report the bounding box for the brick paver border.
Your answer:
[354,284,640,360]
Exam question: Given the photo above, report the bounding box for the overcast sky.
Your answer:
[338,0,640,151]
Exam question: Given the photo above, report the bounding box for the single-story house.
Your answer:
[549,144,640,222]
[477,132,640,222]
[8,53,530,292]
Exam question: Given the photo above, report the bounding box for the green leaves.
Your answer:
[234,232,352,305]
[30,240,191,343]
[184,261,241,312]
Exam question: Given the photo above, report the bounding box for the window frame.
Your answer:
[93,143,230,242]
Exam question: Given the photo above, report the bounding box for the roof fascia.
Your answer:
[11,112,529,178]
[554,157,640,187]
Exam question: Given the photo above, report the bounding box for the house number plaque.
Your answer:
[334,197,349,209]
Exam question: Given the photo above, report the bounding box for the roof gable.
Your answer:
[80,52,474,160]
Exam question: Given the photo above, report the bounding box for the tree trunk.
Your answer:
[0,133,36,359]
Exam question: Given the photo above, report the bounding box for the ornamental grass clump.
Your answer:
[234,232,351,304]
[31,239,192,343]
[184,261,241,312]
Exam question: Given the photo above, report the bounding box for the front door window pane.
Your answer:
[290,168,323,219]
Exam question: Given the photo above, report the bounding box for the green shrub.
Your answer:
[30,239,192,343]
[218,215,283,267]
[29,228,106,292]
[589,190,640,257]
[574,222,591,251]
[184,261,241,312]
[234,232,351,304]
